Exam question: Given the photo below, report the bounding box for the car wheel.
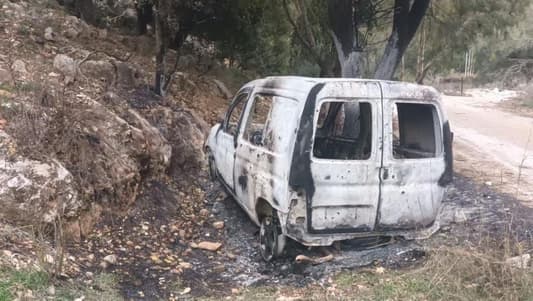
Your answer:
[259,216,281,261]
[207,151,217,181]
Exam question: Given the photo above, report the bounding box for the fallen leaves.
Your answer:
[192,241,223,252]
[295,254,334,265]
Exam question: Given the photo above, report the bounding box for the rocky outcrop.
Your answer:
[0,131,82,225]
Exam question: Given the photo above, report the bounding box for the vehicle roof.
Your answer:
[243,76,441,101]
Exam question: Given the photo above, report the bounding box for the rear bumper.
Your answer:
[284,215,441,247]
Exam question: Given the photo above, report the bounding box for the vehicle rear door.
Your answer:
[377,94,446,230]
[305,82,383,233]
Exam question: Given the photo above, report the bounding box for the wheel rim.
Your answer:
[259,217,277,261]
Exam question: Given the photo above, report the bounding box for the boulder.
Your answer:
[62,16,89,39]
[0,130,82,224]
[149,107,208,175]
[80,60,115,84]
[53,54,77,82]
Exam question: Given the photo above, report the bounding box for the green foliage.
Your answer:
[402,0,531,82]
[0,268,49,301]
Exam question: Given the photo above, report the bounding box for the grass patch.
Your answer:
[0,267,121,301]
[55,273,122,301]
[0,268,49,301]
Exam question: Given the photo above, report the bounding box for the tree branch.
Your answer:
[282,0,323,64]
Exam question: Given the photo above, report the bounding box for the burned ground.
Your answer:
[61,172,533,300]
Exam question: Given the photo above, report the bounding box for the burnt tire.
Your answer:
[259,216,278,262]
[207,151,217,181]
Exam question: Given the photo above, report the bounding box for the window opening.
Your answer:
[313,101,372,160]
[392,103,439,159]
[243,95,274,148]
[224,93,248,136]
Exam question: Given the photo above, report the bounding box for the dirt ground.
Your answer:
[443,90,533,206]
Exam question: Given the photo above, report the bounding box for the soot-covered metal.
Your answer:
[206,76,453,257]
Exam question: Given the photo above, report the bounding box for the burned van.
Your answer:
[205,77,453,261]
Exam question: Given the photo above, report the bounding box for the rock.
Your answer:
[62,16,88,39]
[11,60,27,77]
[103,254,118,265]
[0,90,13,98]
[194,241,222,252]
[453,209,468,223]
[80,60,114,84]
[0,68,13,85]
[180,287,191,295]
[44,254,54,264]
[150,107,208,174]
[53,54,77,82]
[179,262,192,269]
[213,221,224,229]
[47,285,56,296]
[0,130,82,225]
[200,208,209,216]
[115,61,139,87]
[44,27,55,41]
[505,254,530,269]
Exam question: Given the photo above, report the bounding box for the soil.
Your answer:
[62,171,533,300]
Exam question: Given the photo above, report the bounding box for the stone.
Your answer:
[62,16,87,39]
[47,285,56,295]
[44,27,55,41]
[53,54,77,81]
[194,241,222,252]
[0,130,82,225]
[115,61,139,87]
[11,60,27,76]
[505,254,530,269]
[103,254,118,265]
[453,209,468,223]
[213,221,224,229]
[44,254,54,264]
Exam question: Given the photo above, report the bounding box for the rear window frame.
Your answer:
[311,98,378,162]
[389,100,444,161]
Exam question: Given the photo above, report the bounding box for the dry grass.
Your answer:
[210,240,533,301]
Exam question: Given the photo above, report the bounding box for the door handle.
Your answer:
[382,168,389,180]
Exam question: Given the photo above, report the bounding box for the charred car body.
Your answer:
[206,77,453,261]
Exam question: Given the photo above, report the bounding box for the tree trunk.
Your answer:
[154,2,166,96]
[331,32,364,77]
[374,0,431,80]
[327,0,364,78]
